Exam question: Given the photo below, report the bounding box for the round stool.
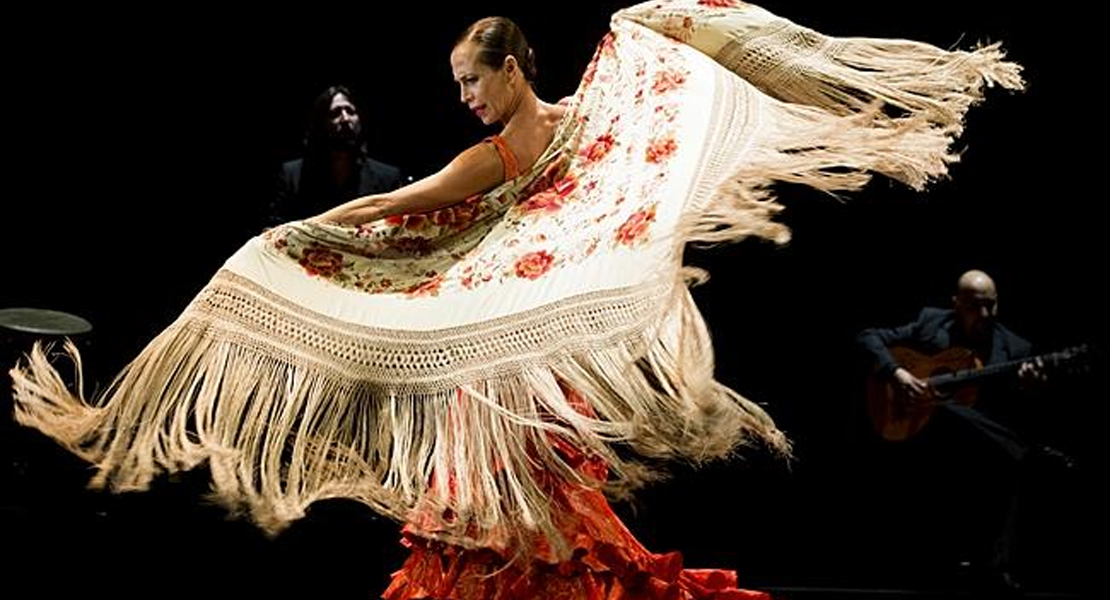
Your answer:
[0,307,94,386]
[1,307,96,507]
[0,307,93,338]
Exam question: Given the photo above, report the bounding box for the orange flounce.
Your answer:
[382,390,771,600]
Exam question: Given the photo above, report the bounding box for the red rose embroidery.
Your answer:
[699,0,741,7]
[580,133,616,164]
[451,197,481,227]
[521,190,564,213]
[403,214,428,230]
[387,236,433,255]
[430,207,454,227]
[582,33,616,88]
[582,59,599,88]
[514,250,555,280]
[299,247,345,277]
[599,31,616,56]
[521,170,578,214]
[553,173,578,197]
[405,273,444,297]
[660,15,696,42]
[616,205,657,246]
[429,195,482,229]
[652,70,686,94]
[645,137,678,163]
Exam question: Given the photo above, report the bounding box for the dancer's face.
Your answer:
[451,40,516,126]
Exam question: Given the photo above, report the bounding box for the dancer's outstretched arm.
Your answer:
[311,141,503,226]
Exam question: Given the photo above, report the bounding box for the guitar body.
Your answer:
[866,346,982,441]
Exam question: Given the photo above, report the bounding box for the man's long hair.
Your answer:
[299,85,366,197]
[303,84,366,157]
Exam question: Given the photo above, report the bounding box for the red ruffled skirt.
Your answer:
[382,391,771,600]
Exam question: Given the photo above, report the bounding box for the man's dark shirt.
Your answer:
[268,155,404,226]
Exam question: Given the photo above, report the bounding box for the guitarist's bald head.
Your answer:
[954,269,999,341]
[957,270,997,296]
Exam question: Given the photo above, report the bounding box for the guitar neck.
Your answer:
[928,358,1021,388]
[928,346,1084,389]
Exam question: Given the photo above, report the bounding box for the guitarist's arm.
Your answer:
[855,311,927,376]
[856,308,936,399]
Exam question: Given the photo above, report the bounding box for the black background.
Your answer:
[2,1,1102,597]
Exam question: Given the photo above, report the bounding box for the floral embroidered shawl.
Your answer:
[11,0,1023,557]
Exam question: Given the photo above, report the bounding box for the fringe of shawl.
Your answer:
[621,0,1025,247]
[618,1,1025,129]
[10,270,784,557]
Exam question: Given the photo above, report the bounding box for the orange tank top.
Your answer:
[485,135,520,181]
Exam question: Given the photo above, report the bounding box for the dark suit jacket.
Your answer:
[856,306,1035,446]
[857,307,1033,379]
[268,155,404,226]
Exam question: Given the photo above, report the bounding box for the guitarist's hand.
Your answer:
[893,367,931,401]
[1017,358,1048,388]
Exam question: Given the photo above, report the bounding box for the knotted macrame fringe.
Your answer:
[10,269,783,558]
[681,100,962,247]
[627,2,1026,248]
[718,33,1024,131]
[619,1,1025,129]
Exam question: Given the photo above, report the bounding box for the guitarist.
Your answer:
[855,269,1056,596]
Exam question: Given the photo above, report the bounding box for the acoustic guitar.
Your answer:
[865,344,1089,441]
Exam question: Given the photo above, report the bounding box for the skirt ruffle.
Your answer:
[384,404,770,600]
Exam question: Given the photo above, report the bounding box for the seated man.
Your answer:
[856,269,1078,595]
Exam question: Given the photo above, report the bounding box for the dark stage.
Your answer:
[2,1,1101,598]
